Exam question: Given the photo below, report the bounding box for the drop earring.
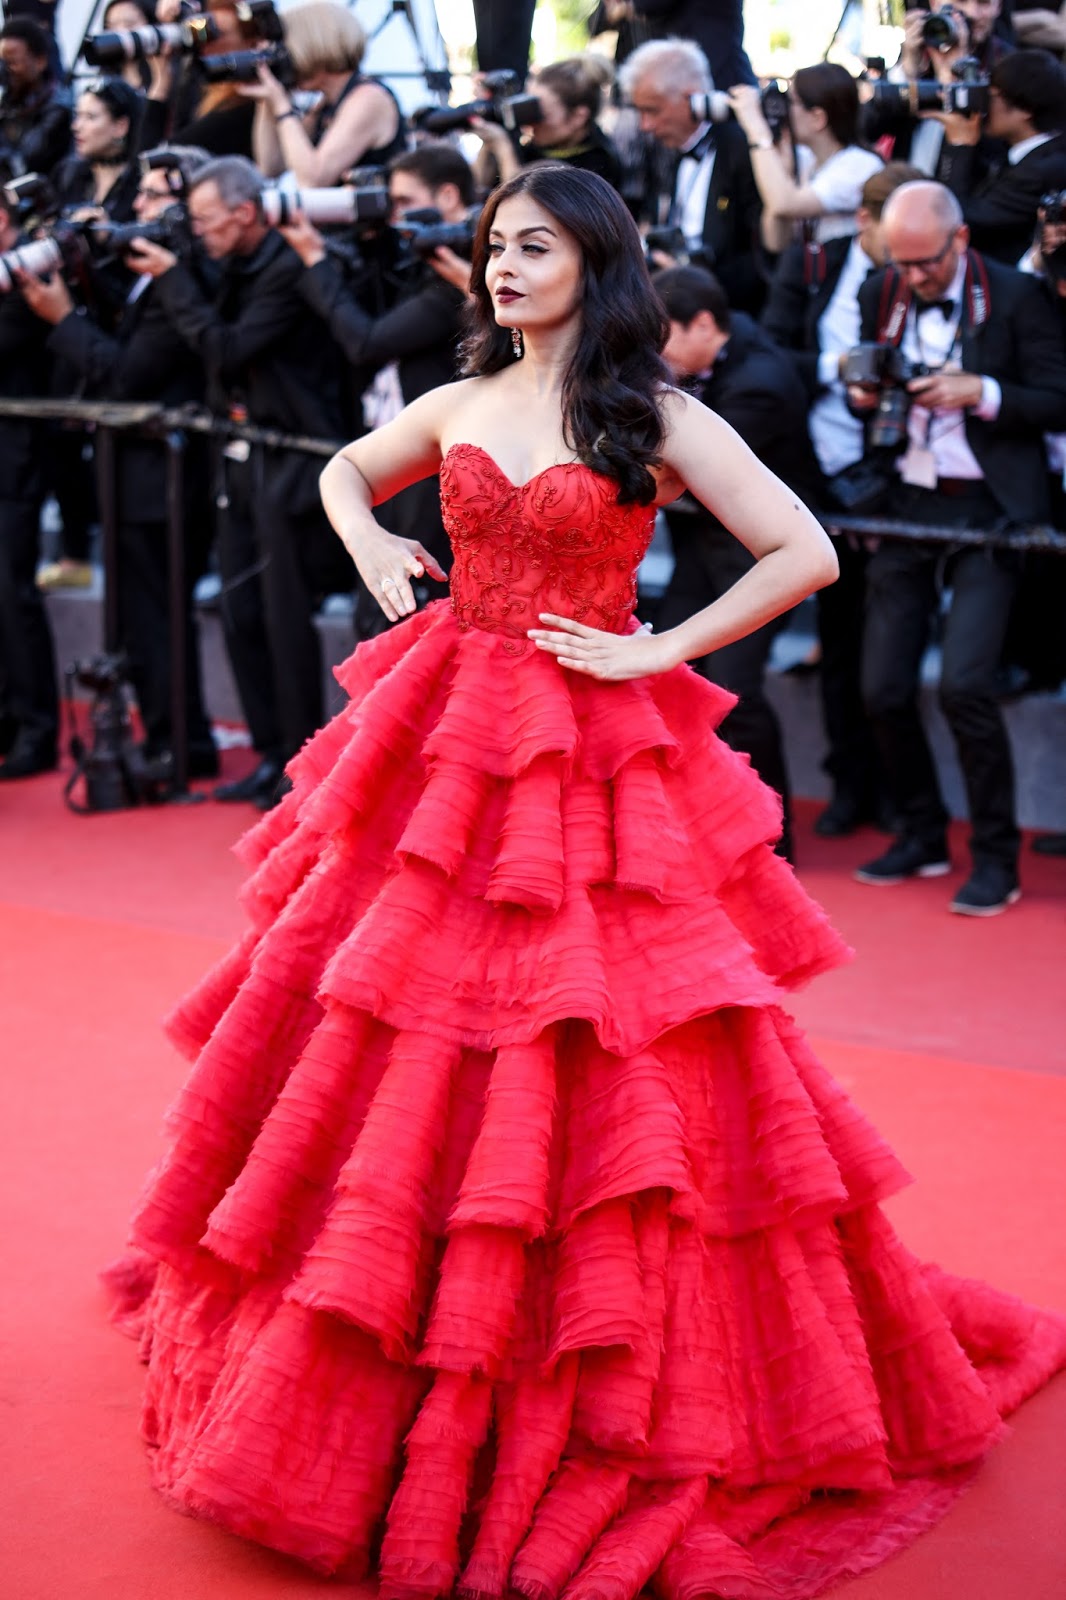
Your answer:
[511,328,524,359]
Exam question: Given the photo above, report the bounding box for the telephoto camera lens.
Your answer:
[260,186,391,228]
[0,234,64,293]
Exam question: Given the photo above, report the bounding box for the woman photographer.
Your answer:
[248,0,406,187]
[53,75,144,219]
[473,55,624,190]
[729,63,882,253]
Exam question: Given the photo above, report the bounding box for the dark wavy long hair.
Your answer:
[460,164,670,505]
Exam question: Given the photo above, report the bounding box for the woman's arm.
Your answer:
[529,389,838,680]
[248,69,400,187]
[319,384,455,620]
[727,86,829,222]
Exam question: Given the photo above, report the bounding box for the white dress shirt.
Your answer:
[809,237,875,475]
[794,145,884,243]
[898,256,1001,482]
[673,123,716,254]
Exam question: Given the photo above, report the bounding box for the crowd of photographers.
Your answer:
[0,0,1065,913]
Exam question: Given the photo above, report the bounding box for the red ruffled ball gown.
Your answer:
[110,443,1066,1599]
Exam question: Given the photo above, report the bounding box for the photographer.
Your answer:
[936,48,1066,263]
[849,180,1066,913]
[279,142,472,626]
[762,161,922,838]
[862,0,1011,176]
[249,1,405,189]
[729,65,883,254]
[129,154,350,805]
[0,17,71,179]
[0,183,58,779]
[53,76,145,222]
[618,38,764,312]
[471,56,623,191]
[18,144,218,780]
[653,264,820,860]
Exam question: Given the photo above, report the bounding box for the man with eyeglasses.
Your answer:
[846,178,1066,914]
[17,145,219,783]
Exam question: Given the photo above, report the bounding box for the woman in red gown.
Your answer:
[112,166,1066,1598]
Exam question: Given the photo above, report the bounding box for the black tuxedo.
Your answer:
[857,254,1066,871]
[940,132,1066,266]
[761,235,855,401]
[670,121,765,314]
[657,314,816,855]
[858,254,1066,522]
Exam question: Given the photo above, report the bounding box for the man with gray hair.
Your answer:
[620,37,764,312]
[130,154,351,808]
[848,178,1066,913]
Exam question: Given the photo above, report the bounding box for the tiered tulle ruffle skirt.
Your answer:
[112,602,1066,1600]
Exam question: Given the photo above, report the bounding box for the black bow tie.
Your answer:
[917,298,955,320]
[679,129,716,163]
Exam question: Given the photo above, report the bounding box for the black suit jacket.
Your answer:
[0,278,51,502]
[156,230,345,514]
[940,133,1066,265]
[858,254,1066,522]
[760,235,856,400]
[687,121,765,314]
[685,312,820,503]
[47,277,209,523]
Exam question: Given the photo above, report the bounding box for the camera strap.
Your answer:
[877,250,992,346]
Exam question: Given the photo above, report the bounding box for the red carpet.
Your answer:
[1,768,1064,1598]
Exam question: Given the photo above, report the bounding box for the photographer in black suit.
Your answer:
[619,38,764,313]
[653,265,819,860]
[19,144,218,781]
[937,48,1066,264]
[0,186,58,779]
[130,155,350,806]
[849,180,1066,913]
[762,161,922,837]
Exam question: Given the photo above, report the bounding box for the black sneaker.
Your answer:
[854,836,951,885]
[950,863,1021,917]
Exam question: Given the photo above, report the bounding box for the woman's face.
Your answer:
[530,82,589,147]
[485,193,584,339]
[103,2,151,30]
[73,93,129,161]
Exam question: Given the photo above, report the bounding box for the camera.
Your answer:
[689,80,792,139]
[82,15,218,69]
[65,654,175,812]
[198,40,295,86]
[0,225,82,293]
[842,342,930,451]
[392,206,477,261]
[867,60,989,119]
[260,183,390,229]
[415,70,542,136]
[921,4,969,53]
[86,204,192,260]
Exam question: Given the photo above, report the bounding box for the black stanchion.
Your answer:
[94,424,121,654]
[164,427,205,804]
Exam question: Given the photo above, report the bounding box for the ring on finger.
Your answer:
[381,576,398,590]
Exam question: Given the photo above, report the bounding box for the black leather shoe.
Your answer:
[854,835,951,885]
[814,792,872,838]
[253,772,293,813]
[213,757,283,804]
[0,733,58,779]
[1032,832,1066,857]
[950,862,1021,917]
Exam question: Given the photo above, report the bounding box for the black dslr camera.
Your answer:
[842,343,930,452]
[65,655,173,813]
[82,5,218,69]
[195,0,296,87]
[392,206,478,262]
[415,70,541,136]
[867,54,989,118]
[904,0,970,54]
[689,80,791,140]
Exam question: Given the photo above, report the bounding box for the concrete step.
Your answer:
[45,579,1066,831]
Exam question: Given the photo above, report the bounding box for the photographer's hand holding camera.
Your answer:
[848,179,1066,914]
[729,65,882,256]
[249,2,405,190]
[933,49,1066,264]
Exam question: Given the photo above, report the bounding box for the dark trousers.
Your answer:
[472,0,537,79]
[45,427,96,563]
[118,517,213,758]
[861,483,1020,869]
[659,507,792,837]
[814,524,882,807]
[215,450,282,763]
[0,496,59,749]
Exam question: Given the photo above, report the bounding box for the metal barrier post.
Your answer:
[95,424,120,653]
[165,427,199,800]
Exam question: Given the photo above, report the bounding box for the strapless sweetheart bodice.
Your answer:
[440,443,656,643]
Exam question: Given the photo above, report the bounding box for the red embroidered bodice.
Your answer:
[440,443,656,642]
